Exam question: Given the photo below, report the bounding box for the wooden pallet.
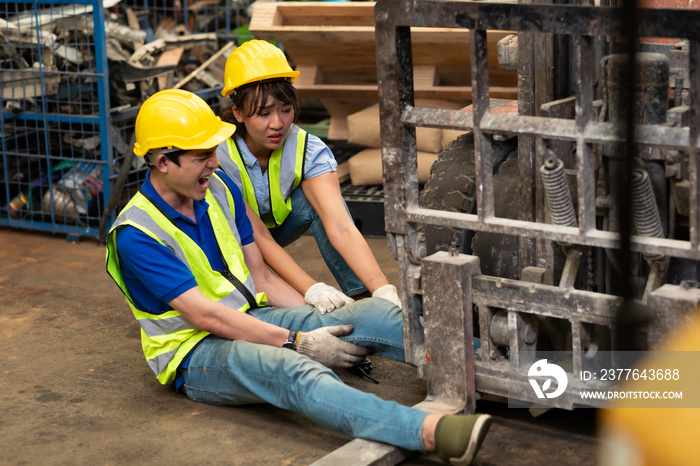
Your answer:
[249,1,518,139]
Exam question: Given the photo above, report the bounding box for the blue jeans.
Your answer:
[271,187,367,296]
[180,298,428,452]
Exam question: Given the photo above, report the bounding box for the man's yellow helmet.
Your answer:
[221,40,300,98]
[133,89,236,157]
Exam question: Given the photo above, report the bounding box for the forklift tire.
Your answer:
[421,132,477,255]
[420,132,519,278]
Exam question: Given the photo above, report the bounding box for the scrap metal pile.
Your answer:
[0,0,248,112]
[0,0,252,234]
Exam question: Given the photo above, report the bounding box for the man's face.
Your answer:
[164,148,219,201]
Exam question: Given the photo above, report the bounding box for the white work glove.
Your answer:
[372,284,402,308]
[304,282,354,314]
[297,325,370,369]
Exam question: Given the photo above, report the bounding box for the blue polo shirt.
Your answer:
[115,168,254,313]
[115,169,254,389]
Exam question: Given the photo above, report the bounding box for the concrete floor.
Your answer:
[0,227,598,465]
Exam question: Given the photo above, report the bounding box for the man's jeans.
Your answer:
[270,187,367,296]
[180,298,428,452]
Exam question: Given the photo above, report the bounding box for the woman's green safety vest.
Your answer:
[105,172,268,385]
[219,124,307,228]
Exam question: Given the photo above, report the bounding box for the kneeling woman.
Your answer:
[216,39,400,307]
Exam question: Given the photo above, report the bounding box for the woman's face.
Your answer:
[234,94,295,159]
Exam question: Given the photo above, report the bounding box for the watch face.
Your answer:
[282,341,297,351]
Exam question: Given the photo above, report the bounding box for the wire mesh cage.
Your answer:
[1,0,253,240]
[121,0,253,43]
[0,0,114,238]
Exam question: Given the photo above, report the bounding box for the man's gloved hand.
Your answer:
[304,282,354,314]
[372,284,402,308]
[297,325,370,368]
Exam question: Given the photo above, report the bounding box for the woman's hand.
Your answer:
[304,282,354,314]
[372,284,402,309]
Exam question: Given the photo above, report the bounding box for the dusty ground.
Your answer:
[0,227,597,465]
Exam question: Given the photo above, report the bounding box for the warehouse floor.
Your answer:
[0,227,598,465]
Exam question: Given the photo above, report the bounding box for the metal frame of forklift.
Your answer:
[314,1,700,465]
[377,0,700,409]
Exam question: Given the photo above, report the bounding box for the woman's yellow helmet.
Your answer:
[222,40,300,98]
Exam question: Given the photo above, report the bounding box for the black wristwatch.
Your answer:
[281,330,298,351]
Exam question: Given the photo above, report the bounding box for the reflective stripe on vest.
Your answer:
[219,124,307,228]
[105,172,267,385]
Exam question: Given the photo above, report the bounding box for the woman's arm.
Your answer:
[245,201,316,294]
[242,242,306,308]
[301,172,391,294]
[245,201,353,313]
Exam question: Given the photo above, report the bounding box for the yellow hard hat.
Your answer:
[221,40,300,98]
[133,89,236,157]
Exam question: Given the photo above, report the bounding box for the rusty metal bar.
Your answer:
[688,40,700,250]
[406,207,700,259]
[400,106,474,130]
[376,19,413,235]
[531,0,556,278]
[518,16,538,273]
[571,321,585,377]
[401,108,693,149]
[395,236,425,370]
[376,0,425,376]
[534,137,549,273]
[470,26,494,222]
[422,252,481,414]
[473,363,611,409]
[399,1,700,40]
[574,34,598,235]
[472,275,621,324]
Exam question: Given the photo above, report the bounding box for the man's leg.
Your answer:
[249,298,404,362]
[182,306,492,464]
[180,336,427,451]
[271,187,367,296]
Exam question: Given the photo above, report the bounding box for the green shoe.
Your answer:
[433,414,493,465]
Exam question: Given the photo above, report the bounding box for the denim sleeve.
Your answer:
[303,134,339,180]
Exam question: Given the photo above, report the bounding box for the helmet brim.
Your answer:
[187,121,236,151]
[222,72,300,98]
[135,121,236,156]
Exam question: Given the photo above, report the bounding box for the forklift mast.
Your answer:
[375,0,700,412]
[313,1,700,464]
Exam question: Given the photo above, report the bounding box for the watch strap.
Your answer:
[281,330,298,350]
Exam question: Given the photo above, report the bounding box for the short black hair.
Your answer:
[164,149,185,166]
[145,148,186,167]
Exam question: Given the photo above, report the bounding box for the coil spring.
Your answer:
[540,157,577,228]
[631,168,664,261]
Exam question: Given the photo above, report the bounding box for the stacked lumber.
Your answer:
[249,1,517,140]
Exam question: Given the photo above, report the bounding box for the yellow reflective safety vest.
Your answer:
[219,124,307,228]
[105,172,268,385]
